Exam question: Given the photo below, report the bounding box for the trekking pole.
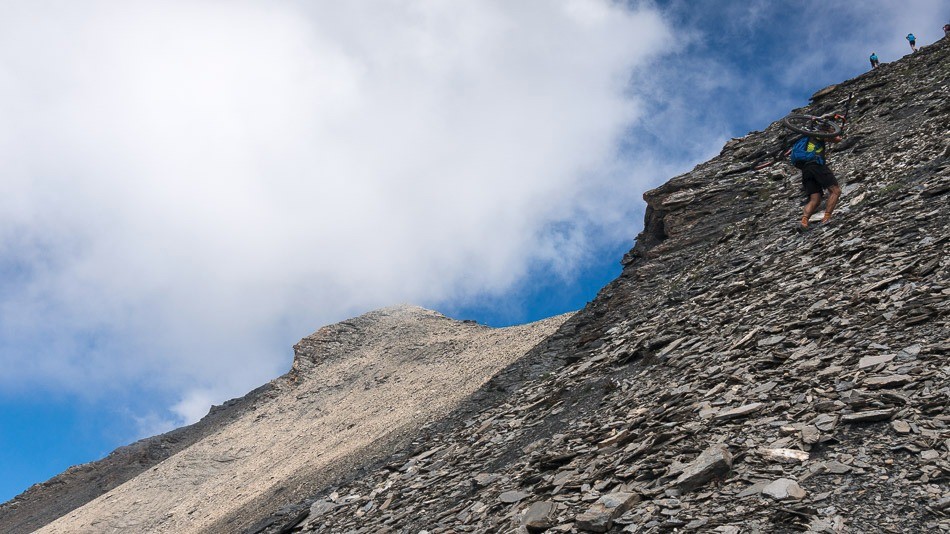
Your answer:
[839,92,855,133]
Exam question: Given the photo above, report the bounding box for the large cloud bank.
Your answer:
[0,1,674,426]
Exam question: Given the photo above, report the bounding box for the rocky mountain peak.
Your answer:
[290,305,469,374]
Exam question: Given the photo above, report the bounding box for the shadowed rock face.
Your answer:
[245,38,948,533]
[4,37,948,534]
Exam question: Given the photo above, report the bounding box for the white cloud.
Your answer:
[0,1,676,423]
[171,389,219,427]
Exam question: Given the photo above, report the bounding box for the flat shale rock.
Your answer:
[759,448,809,463]
[762,478,807,500]
[522,501,556,532]
[575,492,639,532]
[841,409,895,424]
[713,402,764,420]
[864,374,913,388]
[674,444,733,492]
[858,354,895,368]
[499,490,530,504]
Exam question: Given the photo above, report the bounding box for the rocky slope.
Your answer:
[3,36,947,534]
[0,307,569,534]
[243,38,950,533]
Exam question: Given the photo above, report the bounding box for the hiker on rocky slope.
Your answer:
[790,121,843,230]
[907,33,917,52]
[870,52,880,69]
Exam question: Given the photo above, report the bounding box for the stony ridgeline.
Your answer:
[248,38,950,533]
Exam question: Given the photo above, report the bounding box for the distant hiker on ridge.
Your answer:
[790,118,843,230]
[869,52,879,69]
[944,23,949,36]
[907,33,917,52]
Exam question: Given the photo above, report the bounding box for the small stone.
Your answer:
[759,448,810,463]
[675,444,733,492]
[522,501,556,532]
[737,480,770,498]
[575,492,640,532]
[762,478,807,500]
[824,461,852,474]
[758,335,786,347]
[499,490,530,504]
[813,414,838,431]
[841,409,895,424]
[858,354,895,368]
[686,518,709,529]
[474,473,500,486]
[891,420,911,434]
[899,344,921,356]
[714,403,764,421]
[921,450,940,461]
[864,375,913,388]
[801,425,821,444]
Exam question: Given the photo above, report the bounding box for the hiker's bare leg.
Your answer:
[802,192,822,226]
[822,185,841,222]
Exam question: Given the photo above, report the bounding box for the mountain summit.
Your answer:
[3,36,949,534]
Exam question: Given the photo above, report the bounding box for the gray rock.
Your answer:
[575,492,639,532]
[762,478,806,500]
[474,473,500,486]
[841,409,895,424]
[499,490,530,504]
[864,375,913,388]
[801,425,821,444]
[823,461,852,474]
[674,444,733,492]
[759,448,809,463]
[858,354,895,368]
[891,420,911,434]
[713,403,764,421]
[522,501,556,532]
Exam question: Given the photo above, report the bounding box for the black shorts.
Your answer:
[801,163,838,196]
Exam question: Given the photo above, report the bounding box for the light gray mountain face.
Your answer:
[0,307,570,534]
[3,37,949,534]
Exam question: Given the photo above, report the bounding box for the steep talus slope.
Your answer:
[260,39,949,532]
[8,306,569,534]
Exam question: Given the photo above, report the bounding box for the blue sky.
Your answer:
[1,0,947,504]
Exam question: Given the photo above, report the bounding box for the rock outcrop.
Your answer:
[2,36,948,534]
